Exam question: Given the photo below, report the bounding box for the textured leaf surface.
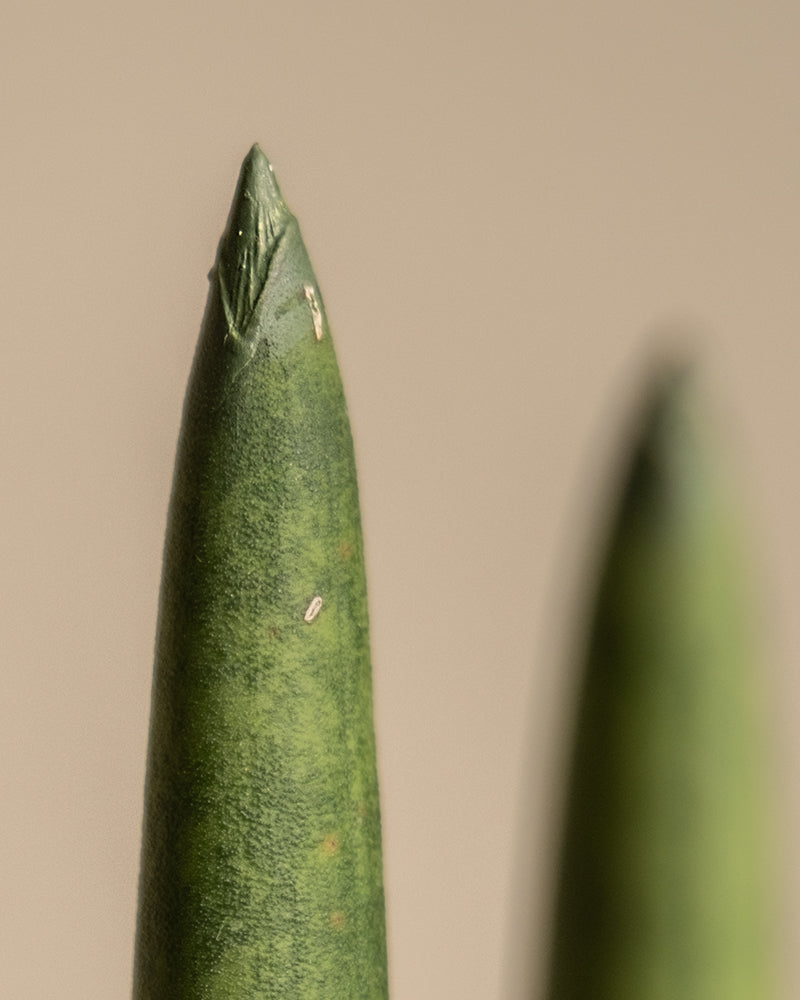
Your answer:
[133,147,388,1000]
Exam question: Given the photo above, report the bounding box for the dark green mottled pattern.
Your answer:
[133,147,388,999]
[545,371,773,1000]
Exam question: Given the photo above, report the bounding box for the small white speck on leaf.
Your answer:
[304,284,324,340]
[304,596,323,622]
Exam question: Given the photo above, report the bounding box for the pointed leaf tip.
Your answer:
[217,146,290,338]
[239,144,284,209]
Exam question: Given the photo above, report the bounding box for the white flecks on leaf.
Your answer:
[304,596,323,622]
[304,284,325,341]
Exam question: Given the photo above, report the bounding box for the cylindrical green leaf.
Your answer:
[544,369,773,999]
[132,146,388,1000]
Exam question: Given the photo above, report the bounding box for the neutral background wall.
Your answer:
[3,2,799,996]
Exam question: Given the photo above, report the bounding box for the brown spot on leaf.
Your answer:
[330,911,346,930]
[321,833,340,856]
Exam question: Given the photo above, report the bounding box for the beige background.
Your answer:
[2,2,799,997]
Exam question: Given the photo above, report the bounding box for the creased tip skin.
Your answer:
[243,144,284,203]
[232,144,288,241]
[217,145,292,342]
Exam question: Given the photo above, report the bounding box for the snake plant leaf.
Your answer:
[544,368,773,1000]
[132,145,388,1000]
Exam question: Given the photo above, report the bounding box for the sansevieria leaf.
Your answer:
[132,146,388,1000]
[544,368,773,999]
